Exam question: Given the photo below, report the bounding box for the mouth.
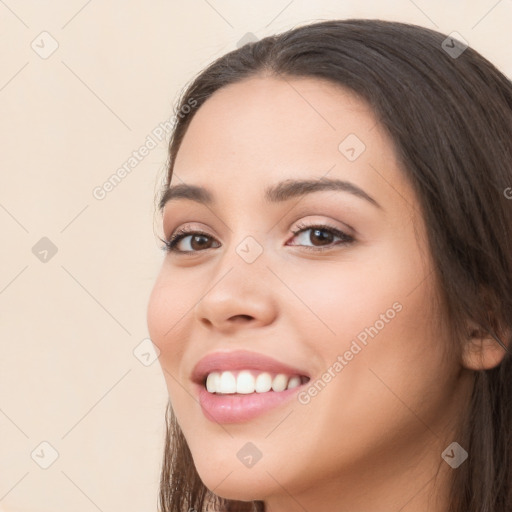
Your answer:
[191,350,312,423]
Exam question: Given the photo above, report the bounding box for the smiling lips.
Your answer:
[191,349,311,423]
[192,349,311,391]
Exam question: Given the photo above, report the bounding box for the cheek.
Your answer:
[305,273,448,433]
[279,253,408,344]
[287,242,448,411]
[285,288,451,486]
[147,281,191,418]
[146,273,192,370]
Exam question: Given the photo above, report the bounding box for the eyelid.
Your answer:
[285,212,356,238]
[163,223,218,252]
[163,221,212,242]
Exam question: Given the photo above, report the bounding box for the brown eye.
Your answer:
[187,234,214,251]
[309,228,335,246]
[162,229,220,253]
[288,223,355,251]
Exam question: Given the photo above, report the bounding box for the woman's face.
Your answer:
[147,76,470,509]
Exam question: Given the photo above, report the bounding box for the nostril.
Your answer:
[230,314,253,322]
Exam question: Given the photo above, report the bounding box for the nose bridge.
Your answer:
[214,213,272,276]
[209,230,271,298]
[193,230,277,329]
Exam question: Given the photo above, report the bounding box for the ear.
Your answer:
[461,320,510,371]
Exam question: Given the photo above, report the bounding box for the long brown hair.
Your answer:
[156,19,512,511]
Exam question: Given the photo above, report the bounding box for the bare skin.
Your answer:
[147,75,506,512]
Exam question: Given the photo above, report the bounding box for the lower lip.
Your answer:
[196,382,307,423]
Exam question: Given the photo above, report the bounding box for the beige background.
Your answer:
[0,1,510,511]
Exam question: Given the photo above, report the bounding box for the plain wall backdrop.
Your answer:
[1,1,511,511]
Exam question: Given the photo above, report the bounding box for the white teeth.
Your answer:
[205,370,304,394]
[271,374,288,392]
[219,371,237,393]
[255,372,272,393]
[205,372,221,393]
[286,376,301,390]
[236,370,255,394]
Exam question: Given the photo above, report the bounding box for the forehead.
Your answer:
[171,76,412,211]
[176,76,377,166]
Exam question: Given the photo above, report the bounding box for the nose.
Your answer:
[194,247,278,333]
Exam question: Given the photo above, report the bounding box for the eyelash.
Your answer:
[159,221,355,255]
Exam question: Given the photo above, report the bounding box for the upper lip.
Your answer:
[191,349,311,386]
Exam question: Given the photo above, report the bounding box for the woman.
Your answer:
[147,18,512,512]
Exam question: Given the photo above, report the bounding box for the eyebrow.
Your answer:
[158,177,382,211]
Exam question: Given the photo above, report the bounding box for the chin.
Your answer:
[191,451,278,502]
[198,469,268,502]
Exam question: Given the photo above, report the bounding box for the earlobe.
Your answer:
[461,324,510,371]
